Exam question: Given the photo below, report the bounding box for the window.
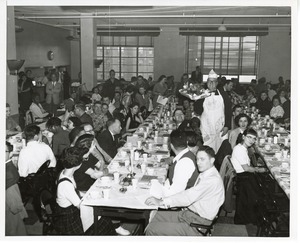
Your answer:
[97,36,154,81]
[187,36,259,82]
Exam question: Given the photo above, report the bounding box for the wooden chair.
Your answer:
[190,156,236,236]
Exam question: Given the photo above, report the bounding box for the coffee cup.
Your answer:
[131,178,138,189]
[267,137,272,144]
[163,137,169,144]
[142,153,148,162]
[279,127,284,132]
[101,176,111,185]
[137,140,142,149]
[275,152,281,159]
[281,162,289,169]
[141,163,147,173]
[282,150,288,159]
[259,138,265,145]
[113,172,120,183]
[148,143,153,150]
[150,179,159,185]
[147,168,155,176]
[90,190,99,199]
[265,144,271,151]
[157,155,162,162]
[127,142,132,149]
[125,159,130,167]
[120,151,127,158]
[162,144,168,150]
[102,188,110,200]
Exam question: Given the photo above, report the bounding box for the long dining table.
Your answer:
[248,110,291,199]
[80,103,177,233]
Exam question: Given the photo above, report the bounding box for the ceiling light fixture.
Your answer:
[218,19,227,31]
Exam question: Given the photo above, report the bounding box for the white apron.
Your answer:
[200,91,225,153]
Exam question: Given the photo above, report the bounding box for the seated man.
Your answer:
[46,117,70,157]
[29,92,50,121]
[96,118,122,159]
[18,125,56,177]
[145,146,225,236]
[73,102,93,126]
[173,109,190,131]
[163,130,199,197]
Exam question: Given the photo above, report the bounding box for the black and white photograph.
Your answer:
[2,0,298,241]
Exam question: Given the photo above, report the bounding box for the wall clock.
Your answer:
[47,51,54,60]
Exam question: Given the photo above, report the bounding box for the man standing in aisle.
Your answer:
[191,66,203,84]
[145,146,224,236]
[194,70,232,153]
[102,70,121,100]
[45,72,62,115]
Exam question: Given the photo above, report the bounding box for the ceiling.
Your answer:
[13,6,291,33]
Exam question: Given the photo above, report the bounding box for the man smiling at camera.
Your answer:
[144,146,224,236]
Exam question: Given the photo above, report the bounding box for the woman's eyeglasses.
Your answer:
[246,135,257,141]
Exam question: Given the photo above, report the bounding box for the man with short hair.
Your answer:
[194,69,232,153]
[173,109,189,131]
[18,125,56,177]
[90,101,107,133]
[191,66,203,84]
[46,117,70,157]
[96,118,122,158]
[231,105,243,129]
[145,146,225,236]
[73,102,93,126]
[101,103,113,120]
[102,96,116,115]
[163,130,199,197]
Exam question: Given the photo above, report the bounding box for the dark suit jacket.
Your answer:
[96,129,118,158]
[102,78,121,100]
[191,70,203,83]
[194,89,232,129]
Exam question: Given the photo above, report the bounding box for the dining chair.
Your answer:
[190,155,236,236]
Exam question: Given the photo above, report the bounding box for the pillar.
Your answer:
[80,17,97,91]
[7,6,19,115]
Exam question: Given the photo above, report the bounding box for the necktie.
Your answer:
[194,176,201,186]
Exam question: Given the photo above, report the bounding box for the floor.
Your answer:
[23,200,257,237]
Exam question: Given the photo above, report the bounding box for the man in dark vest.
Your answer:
[164,130,199,197]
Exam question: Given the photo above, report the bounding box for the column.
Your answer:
[80,17,97,91]
[7,6,19,115]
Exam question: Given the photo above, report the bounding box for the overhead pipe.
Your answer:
[53,23,291,27]
[15,14,291,19]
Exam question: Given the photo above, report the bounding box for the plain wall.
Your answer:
[15,19,71,70]
[258,27,291,83]
[153,27,186,82]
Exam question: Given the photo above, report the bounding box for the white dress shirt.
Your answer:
[163,148,196,197]
[163,166,225,221]
[56,174,81,208]
[231,143,250,173]
[18,141,57,177]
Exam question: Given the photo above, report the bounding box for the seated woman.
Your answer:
[230,128,267,225]
[73,134,107,193]
[254,91,272,116]
[125,102,144,133]
[6,103,22,136]
[29,92,51,121]
[270,95,285,119]
[66,116,82,131]
[56,147,117,235]
[228,114,252,149]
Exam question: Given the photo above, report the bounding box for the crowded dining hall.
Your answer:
[5,3,295,239]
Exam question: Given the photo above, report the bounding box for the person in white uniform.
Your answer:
[194,70,232,153]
